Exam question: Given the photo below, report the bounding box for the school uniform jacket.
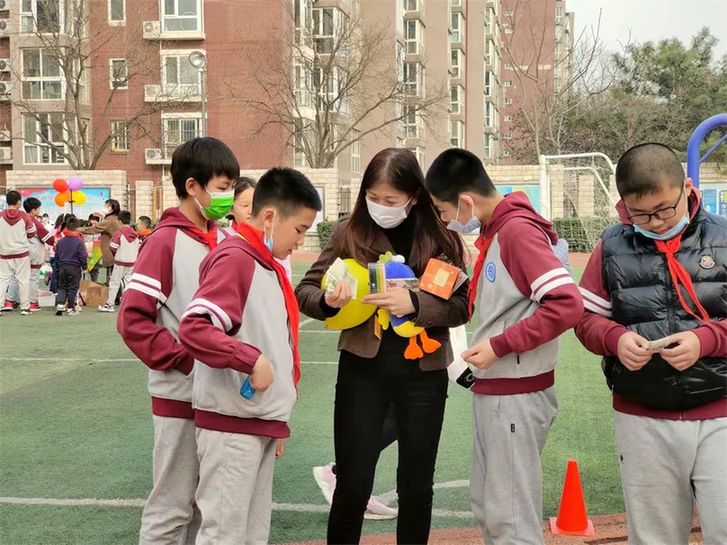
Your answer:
[117,208,221,419]
[179,235,296,438]
[0,209,36,259]
[470,192,583,394]
[110,225,140,267]
[29,217,54,269]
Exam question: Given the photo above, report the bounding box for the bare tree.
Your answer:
[7,0,190,169]
[500,1,611,161]
[234,3,447,168]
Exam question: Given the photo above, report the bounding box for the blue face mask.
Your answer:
[264,211,276,252]
[447,197,481,234]
[634,213,690,241]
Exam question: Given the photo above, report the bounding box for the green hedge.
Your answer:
[553,217,619,252]
[317,219,336,249]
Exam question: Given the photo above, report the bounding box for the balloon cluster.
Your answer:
[53,177,87,207]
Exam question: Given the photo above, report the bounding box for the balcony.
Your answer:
[144,84,202,103]
[142,21,205,41]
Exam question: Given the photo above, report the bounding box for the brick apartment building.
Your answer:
[0,0,572,218]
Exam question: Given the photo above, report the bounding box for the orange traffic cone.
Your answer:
[550,459,595,536]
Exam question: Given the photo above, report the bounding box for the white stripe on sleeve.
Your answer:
[186,298,233,332]
[530,267,570,294]
[583,299,612,317]
[532,275,575,302]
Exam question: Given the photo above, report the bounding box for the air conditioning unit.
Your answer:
[0,147,12,162]
[0,19,9,34]
[0,81,13,97]
[143,21,160,39]
[0,59,10,72]
[146,148,163,161]
[0,0,8,11]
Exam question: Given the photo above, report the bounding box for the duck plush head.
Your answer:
[375,253,442,360]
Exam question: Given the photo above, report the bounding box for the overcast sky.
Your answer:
[566,0,727,59]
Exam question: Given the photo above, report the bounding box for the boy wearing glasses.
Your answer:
[575,142,727,545]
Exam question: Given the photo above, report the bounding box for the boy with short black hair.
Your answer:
[178,167,322,545]
[117,137,240,545]
[99,211,139,312]
[23,197,54,311]
[0,191,37,315]
[54,215,87,316]
[137,216,153,241]
[575,142,727,545]
[425,149,583,545]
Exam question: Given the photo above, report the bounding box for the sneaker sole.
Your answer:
[363,512,398,521]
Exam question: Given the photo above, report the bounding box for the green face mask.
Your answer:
[195,189,234,221]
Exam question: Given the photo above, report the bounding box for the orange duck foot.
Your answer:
[419,330,442,354]
[404,337,425,360]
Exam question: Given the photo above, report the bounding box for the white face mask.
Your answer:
[366,197,411,229]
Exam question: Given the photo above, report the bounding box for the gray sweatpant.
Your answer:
[139,416,200,545]
[195,429,277,545]
[614,411,727,545]
[470,387,558,545]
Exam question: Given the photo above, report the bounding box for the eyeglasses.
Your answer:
[627,185,685,226]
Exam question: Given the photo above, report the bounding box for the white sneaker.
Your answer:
[313,463,337,505]
[66,309,79,316]
[55,304,65,316]
[364,496,398,520]
[98,304,115,312]
[20,309,31,316]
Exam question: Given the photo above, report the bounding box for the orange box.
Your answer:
[419,258,463,300]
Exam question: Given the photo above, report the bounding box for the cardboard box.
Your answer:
[79,280,108,308]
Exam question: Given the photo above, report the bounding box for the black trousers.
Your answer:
[55,264,81,308]
[328,348,448,545]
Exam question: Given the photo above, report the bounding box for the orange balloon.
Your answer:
[53,178,69,193]
[55,192,69,207]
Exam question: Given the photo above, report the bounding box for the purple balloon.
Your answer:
[68,177,83,190]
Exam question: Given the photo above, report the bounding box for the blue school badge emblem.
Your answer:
[700,255,715,269]
[485,262,496,283]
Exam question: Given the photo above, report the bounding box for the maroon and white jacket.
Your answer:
[117,208,220,419]
[29,216,54,269]
[110,225,140,267]
[0,209,37,259]
[179,236,297,439]
[470,192,584,394]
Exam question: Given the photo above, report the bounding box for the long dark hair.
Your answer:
[336,148,466,272]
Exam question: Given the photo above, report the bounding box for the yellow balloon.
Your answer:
[73,191,87,205]
[321,259,377,330]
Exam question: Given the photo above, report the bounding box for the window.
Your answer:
[450,12,463,43]
[350,130,360,173]
[403,62,424,97]
[450,0,462,6]
[163,54,200,94]
[504,80,512,87]
[404,0,419,11]
[504,97,513,105]
[109,0,125,24]
[450,84,462,114]
[505,9,514,17]
[22,49,63,100]
[485,39,496,65]
[294,0,313,44]
[313,7,340,54]
[556,5,565,25]
[506,62,514,70]
[109,59,128,89]
[485,102,493,126]
[504,26,513,34]
[403,105,422,139]
[484,134,493,159]
[503,132,512,140]
[404,20,423,55]
[294,58,313,108]
[111,120,129,151]
[449,120,464,147]
[313,66,343,105]
[505,115,513,122]
[294,121,307,168]
[450,49,463,78]
[407,146,425,168]
[21,0,61,33]
[484,71,493,97]
[163,0,202,32]
[23,113,68,164]
[503,149,511,157]
[163,115,201,156]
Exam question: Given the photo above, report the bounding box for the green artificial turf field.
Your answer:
[0,265,623,544]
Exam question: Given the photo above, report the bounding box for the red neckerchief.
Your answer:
[468,234,494,317]
[188,223,219,250]
[62,229,81,238]
[655,234,710,323]
[236,222,301,386]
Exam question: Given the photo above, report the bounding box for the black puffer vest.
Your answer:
[601,207,727,411]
